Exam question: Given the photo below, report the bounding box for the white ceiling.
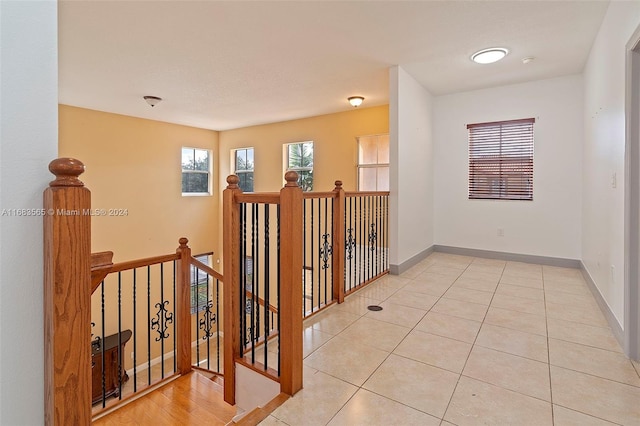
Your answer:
[59,1,609,131]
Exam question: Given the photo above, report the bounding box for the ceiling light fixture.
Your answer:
[143,95,162,107]
[348,96,364,107]
[471,47,509,64]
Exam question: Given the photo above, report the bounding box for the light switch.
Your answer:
[611,172,617,189]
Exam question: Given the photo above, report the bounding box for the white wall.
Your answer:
[433,75,583,260]
[389,66,434,269]
[582,2,640,327]
[0,1,58,424]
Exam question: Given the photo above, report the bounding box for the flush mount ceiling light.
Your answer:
[348,96,364,107]
[143,95,162,107]
[471,47,509,64]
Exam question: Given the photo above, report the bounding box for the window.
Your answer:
[357,134,389,191]
[182,147,211,195]
[190,253,212,314]
[468,118,534,200]
[285,141,313,191]
[234,148,254,192]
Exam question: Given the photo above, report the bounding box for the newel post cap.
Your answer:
[284,171,299,187]
[48,158,86,187]
[226,175,240,190]
[334,180,343,190]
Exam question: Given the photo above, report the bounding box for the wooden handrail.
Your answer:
[244,290,279,314]
[235,193,281,204]
[109,253,180,274]
[303,191,336,199]
[91,251,113,294]
[190,257,224,281]
[345,191,391,197]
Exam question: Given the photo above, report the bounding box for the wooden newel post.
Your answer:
[332,180,346,304]
[279,171,304,396]
[223,175,243,405]
[176,237,192,375]
[43,158,92,425]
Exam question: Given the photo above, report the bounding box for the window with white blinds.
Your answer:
[468,118,535,201]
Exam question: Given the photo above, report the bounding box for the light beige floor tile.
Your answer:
[633,359,640,378]
[550,366,640,425]
[302,327,333,358]
[385,289,439,310]
[548,338,640,386]
[462,346,551,401]
[374,274,411,288]
[270,368,357,426]
[470,257,506,268]
[465,262,505,274]
[415,311,481,344]
[547,318,622,353]
[476,323,548,362]
[413,271,457,286]
[258,415,290,426]
[429,253,473,266]
[546,301,608,327]
[303,335,388,386]
[542,265,583,279]
[443,286,493,305]
[308,309,360,335]
[400,264,429,279]
[402,279,452,297]
[552,405,618,426]
[328,389,440,426]
[364,300,427,328]
[496,283,544,301]
[505,261,543,274]
[459,270,502,283]
[544,280,591,296]
[544,289,600,308]
[490,293,546,316]
[431,298,489,322]
[500,274,544,289]
[484,306,547,336]
[451,277,499,292]
[394,330,472,373]
[425,264,465,277]
[333,295,381,316]
[337,316,410,352]
[355,280,402,301]
[444,376,552,426]
[363,353,458,418]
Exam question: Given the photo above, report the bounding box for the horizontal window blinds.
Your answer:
[468,118,535,201]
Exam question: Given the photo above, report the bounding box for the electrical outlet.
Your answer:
[612,172,617,188]
[497,228,504,237]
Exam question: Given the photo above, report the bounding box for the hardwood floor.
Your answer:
[93,371,235,425]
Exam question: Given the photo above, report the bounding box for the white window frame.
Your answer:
[233,147,255,193]
[181,147,212,196]
[284,141,314,191]
[357,134,389,192]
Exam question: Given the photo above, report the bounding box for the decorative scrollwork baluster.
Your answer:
[368,223,377,251]
[345,228,356,260]
[199,301,217,340]
[150,300,173,342]
[320,233,333,270]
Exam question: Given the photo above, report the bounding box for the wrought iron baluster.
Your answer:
[173,261,176,374]
[264,203,270,370]
[147,265,151,385]
[133,268,137,392]
[277,204,281,375]
[117,271,122,400]
[240,203,246,355]
[251,203,256,363]
[101,280,106,408]
[317,197,321,311]
[206,273,211,370]
[196,265,201,365]
[303,199,306,316]
[216,277,220,372]
[310,198,314,314]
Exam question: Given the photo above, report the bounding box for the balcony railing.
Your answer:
[43,159,389,424]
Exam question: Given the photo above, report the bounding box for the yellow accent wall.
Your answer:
[58,105,220,262]
[219,105,389,193]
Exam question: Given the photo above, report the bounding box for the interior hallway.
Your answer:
[261,253,640,425]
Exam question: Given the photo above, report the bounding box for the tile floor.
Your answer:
[260,253,640,426]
